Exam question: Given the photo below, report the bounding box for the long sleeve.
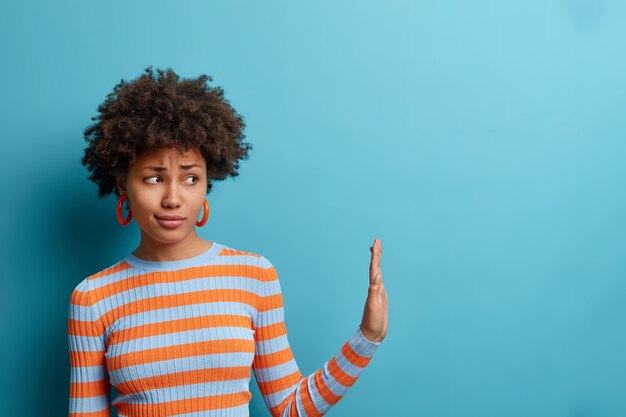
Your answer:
[252,256,383,417]
[67,278,111,417]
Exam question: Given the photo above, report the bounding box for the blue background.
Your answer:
[1,1,625,416]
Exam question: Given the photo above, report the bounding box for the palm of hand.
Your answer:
[360,238,388,343]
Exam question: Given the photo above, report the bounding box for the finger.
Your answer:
[368,274,382,293]
[369,238,382,284]
[369,239,376,283]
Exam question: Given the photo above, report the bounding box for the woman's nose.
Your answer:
[162,183,182,209]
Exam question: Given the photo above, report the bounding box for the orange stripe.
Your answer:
[68,318,102,337]
[256,371,301,395]
[115,366,251,393]
[100,289,259,327]
[89,261,133,279]
[108,314,252,345]
[116,391,252,416]
[219,248,262,258]
[88,264,266,303]
[289,392,300,417]
[254,321,287,341]
[313,368,341,405]
[252,347,298,369]
[298,377,323,417]
[257,294,282,312]
[69,380,109,398]
[69,350,106,368]
[73,281,281,343]
[107,338,255,371]
[70,289,94,307]
[263,266,279,282]
[327,357,357,387]
[270,390,297,417]
[341,342,372,368]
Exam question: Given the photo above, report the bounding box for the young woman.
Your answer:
[68,67,388,417]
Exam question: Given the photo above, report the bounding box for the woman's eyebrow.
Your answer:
[143,164,203,171]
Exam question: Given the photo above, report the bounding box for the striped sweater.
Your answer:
[67,241,382,417]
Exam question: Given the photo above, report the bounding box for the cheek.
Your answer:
[194,193,207,209]
[129,193,158,216]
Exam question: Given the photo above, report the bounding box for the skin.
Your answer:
[361,238,388,343]
[115,146,212,262]
[116,146,388,343]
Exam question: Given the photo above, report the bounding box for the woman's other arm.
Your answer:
[67,279,111,417]
[252,239,387,417]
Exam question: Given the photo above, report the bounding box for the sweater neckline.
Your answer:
[124,241,223,271]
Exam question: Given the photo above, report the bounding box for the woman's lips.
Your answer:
[155,216,186,229]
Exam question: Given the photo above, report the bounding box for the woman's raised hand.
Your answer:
[359,238,388,343]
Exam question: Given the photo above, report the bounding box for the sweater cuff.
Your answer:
[348,326,384,358]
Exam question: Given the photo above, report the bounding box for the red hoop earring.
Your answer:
[116,193,133,226]
[196,198,209,227]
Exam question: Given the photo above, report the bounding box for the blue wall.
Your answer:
[1,1,625,416]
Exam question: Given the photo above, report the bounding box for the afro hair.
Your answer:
[81,66,253,198]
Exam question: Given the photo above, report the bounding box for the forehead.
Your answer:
[134,146,205,164]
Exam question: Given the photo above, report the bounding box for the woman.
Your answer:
[68,67,388,417]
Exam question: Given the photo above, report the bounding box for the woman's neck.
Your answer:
[132,234,213,262]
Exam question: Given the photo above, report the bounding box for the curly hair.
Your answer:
[81,66,253,198]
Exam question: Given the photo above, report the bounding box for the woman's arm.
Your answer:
[252,242,386,417]
[360,238,388,343]
[67,279,111,417]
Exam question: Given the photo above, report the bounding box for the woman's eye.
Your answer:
[184,176,199,185]
[145,176,161,184]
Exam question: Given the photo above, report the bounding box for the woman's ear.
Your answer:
[115,173,128,196]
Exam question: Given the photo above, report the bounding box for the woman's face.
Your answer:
[116,146,207,246]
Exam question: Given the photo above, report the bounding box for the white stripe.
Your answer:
[88,254,264,289]
[253,359,299,382]
[107,326,254,357]
[69,365,107,383]
[108,351,254,384]
[295,379,309,417]
[253,307,284,328]
[93,276,262,315]
[69,394,109,413]
[106,301,257,336]
[255,334,291,355]
[259,380,300,409]
[169,403,249,417]
[112,378,251,404]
